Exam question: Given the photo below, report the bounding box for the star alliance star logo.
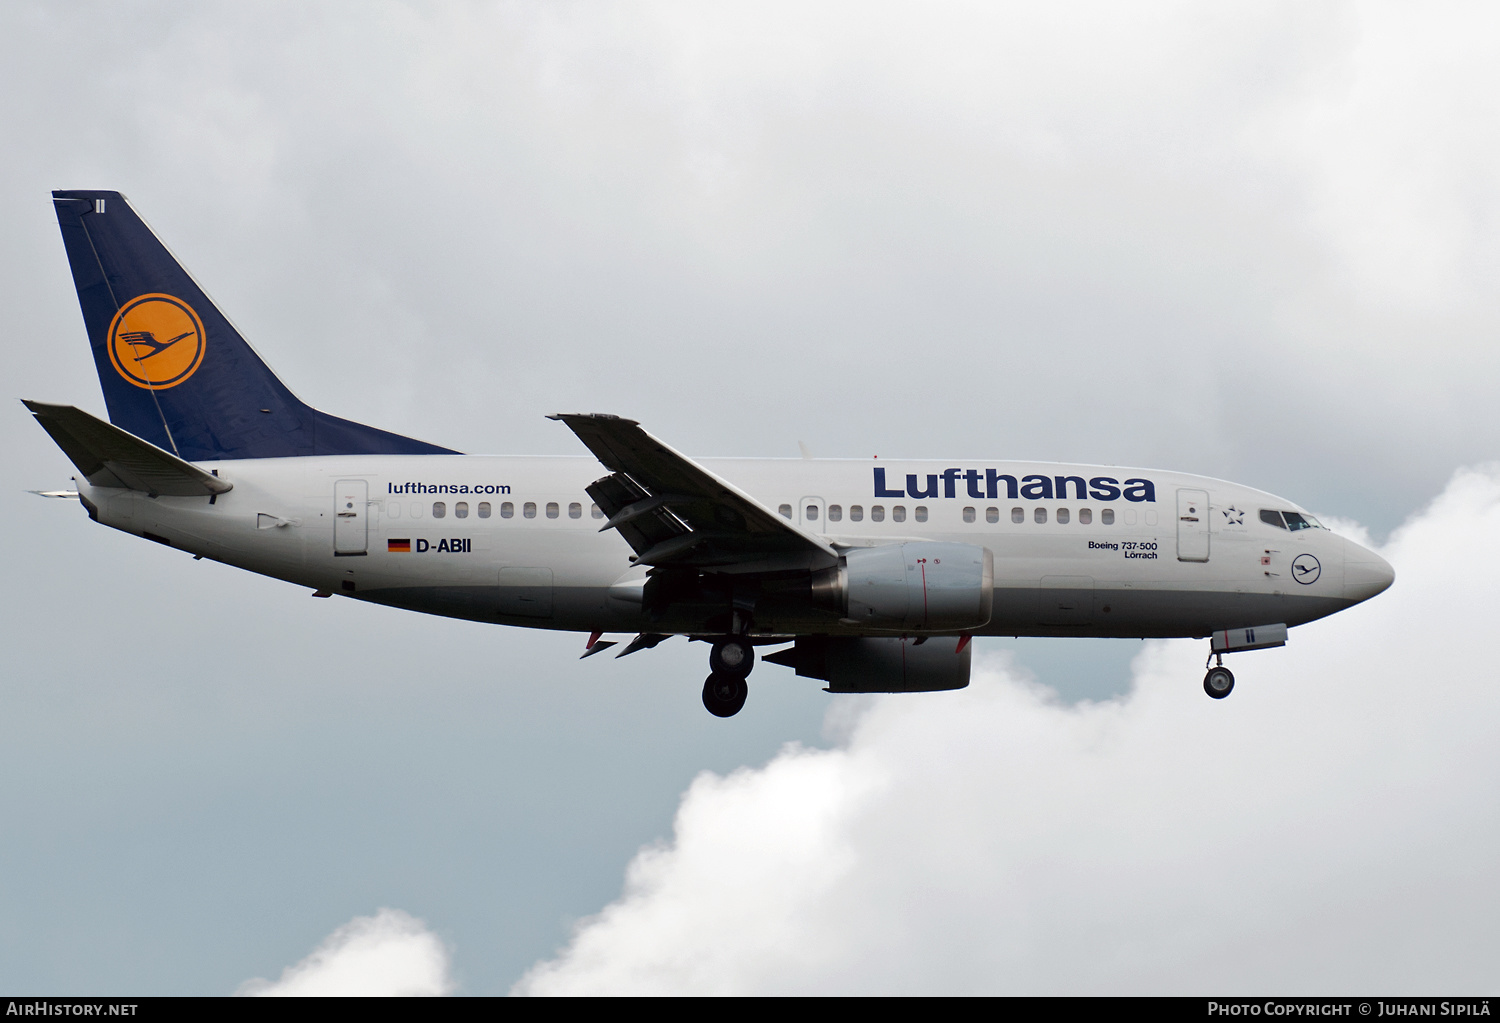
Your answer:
[1221,505,1245,526]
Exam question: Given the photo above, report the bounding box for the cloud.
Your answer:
[514,466,1500,995]
[1261,1,1500,311]
[237,908,453,996]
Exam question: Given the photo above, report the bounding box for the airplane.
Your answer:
[26,190,1395,717]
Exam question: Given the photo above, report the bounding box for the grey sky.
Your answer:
[3,1,1497,993]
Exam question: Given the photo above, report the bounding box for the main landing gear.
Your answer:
[1203,652,1235,700]
[703,673,749,717]
[703,636,756,718]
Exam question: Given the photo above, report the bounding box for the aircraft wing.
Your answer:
[550,413,838,571]
[24,400,233,498]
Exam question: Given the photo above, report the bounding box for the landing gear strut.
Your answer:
[1203,652,1234,699]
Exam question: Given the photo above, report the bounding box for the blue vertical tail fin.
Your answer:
[50,190,456,461]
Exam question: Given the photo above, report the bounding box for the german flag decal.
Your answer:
[388,539,412,553]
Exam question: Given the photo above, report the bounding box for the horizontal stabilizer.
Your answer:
[23,400,233,498]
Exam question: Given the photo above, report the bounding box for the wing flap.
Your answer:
[24,400,233,497]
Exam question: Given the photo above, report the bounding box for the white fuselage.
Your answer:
[77,454,1392,640]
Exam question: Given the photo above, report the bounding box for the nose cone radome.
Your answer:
[1344,542,1395,604]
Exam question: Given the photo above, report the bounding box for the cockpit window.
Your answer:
[1261,509,1324,531]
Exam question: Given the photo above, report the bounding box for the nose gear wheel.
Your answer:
[1203,666,1235,699]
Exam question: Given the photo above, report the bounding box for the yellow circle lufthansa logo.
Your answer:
[107,294,206,390]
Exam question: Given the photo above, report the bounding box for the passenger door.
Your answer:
[1177,488,1209,562]
[334,479,368,556]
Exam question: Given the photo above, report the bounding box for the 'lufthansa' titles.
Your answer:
[874,468,1156,502]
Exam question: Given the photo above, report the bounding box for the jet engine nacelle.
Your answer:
[764,635,972,693]
[812,541,994,632]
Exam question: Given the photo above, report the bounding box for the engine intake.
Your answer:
[812,541,994,632]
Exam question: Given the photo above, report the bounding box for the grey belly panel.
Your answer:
[356,584,642,632]
[987,586,1349,638]
[354,583,1352,640]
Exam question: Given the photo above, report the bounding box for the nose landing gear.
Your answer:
[1202,624,1287,699]
[1203,651,1235,699]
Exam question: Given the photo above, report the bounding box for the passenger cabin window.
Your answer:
[388,502,401,519]
[1034,507,1047,524]
[1012,507,1024,524]
[850,505,864,522]
[523,502,537,519]
[986,507,998,524]
[871,506,885,522]
[1056,508,1070,524]
[478,502,491,518]
[914,506,928,522]
[1079,508,1092,524]
[1101,508,1114,525]
[569,502,582,519]
[779,504,792,519]
[805,505,819,521]
[591,503,603,519]
[501,502,514,519]
[455,501,469,519]
[410,502,423,519]
[828,505,842,522]
[546,502,559,519]
[963,506,976,523]
[892,506,906,523]
[432,501,446,518]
